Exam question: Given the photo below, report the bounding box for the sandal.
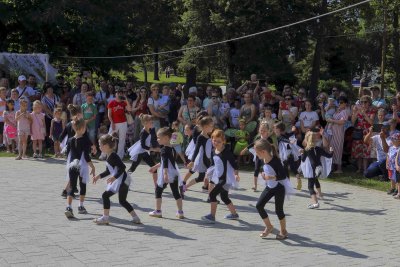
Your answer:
[260,227,274,238]
[15,156,22,160]
[252,187,257,192]
[276,231,289,240]
[394,194,400,200]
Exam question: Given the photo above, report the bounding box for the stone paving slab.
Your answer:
[0,157,399,266]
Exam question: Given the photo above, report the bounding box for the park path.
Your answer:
[0,157,397,266]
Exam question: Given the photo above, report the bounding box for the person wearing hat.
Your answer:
[371,86,386,109]
[15,75,36,112]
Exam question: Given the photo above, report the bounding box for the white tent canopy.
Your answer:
[0,53,57,84]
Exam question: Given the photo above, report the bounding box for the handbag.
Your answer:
[352,128,364,141]
[125,112,134,125]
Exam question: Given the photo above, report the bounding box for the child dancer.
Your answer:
[92,133,141,225]
[171,121,186,164]
[202,130,240,223]
[64,118,95,218]
[185,116,214,190]
[388,133,400,199]
[127,114,159,186]
[254,138,294,239]
[31,100,46,158]
[15,99,31,160]
[148,127,184,219]
[241,122,270,192]
[50,108,65,158]
[274,121,302,190]
[299,132,333,209]
[3,99,17,153]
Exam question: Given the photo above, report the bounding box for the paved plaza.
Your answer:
[0,157,398,266]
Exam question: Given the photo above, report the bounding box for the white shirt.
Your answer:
[299,111,319,128]
[371,135,392,162]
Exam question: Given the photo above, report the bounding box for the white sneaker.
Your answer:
[93,216,109,225]
[131,216,141,224]
[149,210,162,218]
[307,203,320,209]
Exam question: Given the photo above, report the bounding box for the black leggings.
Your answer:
[68,168,87,196]
[254,157,263,177]
[102,183,133,212]
[129,152,156,172]
[283,155,300,177]
[194,172,206,183]
[209,182,232,205]
[256,183,285,220]
[155,180,181,200]
[308,178,321,196]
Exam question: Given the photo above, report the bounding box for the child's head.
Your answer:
[172,121,180,130]
[162,85,170,96]
[391,133,400,147]
[99,132,118,152]
[377,108,386,122]
[157,127,173,145]
[234,98,241,109]
[32,100,42,112]
[259,122,269,139]
[86,91,95,103]
[67,104,83,120]
[254,138,277,161]
[273,121,285,136]
[6,99,15,111]
[11,89,18,100]
[19,98,28,111]
[199,116,214,134]
[139,114,153,128]
[72,118,86,134]
[304,132,318,150]
[0,87,6,98]
[184,123,194,136]
[239,119,246,130]
[211,129,226,150]
[328,97,335,105]
[99,124,108,134]
[222,93,228,102]
[264,106,272,119]
[54,108,62,119]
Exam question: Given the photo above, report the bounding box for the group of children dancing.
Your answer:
[62,104,335,239]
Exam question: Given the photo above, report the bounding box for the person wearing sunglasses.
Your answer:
[351,95,375,173]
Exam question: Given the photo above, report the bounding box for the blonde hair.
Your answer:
[99,132,119,149]
[304,132,318,151]
[139,114,153,124]
[33,100,42,107]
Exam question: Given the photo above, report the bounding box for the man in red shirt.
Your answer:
[107,88,132,158]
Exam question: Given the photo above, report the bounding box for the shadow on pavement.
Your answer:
[318,202,387,216]
[279,233,368,259]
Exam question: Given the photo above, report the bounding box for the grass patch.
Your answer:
[326,173,389,192]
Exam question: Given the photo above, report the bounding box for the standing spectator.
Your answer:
[41,84,60,147]
[126,81,137,102]
[208,91,228,130]
[27,74,41,102]
[95,80,108,129]
[168,85,181,124]
[330,86,340,100]
[72,82,88,106]
[371,86,386,108]
[351,95,376,173]
[299,100,319,134]
[60,83,72,106]
[70,75,82,98]
[9,89,20,111]
[294,87,307,112]
[107,88,131,159]
[278,95,298,133]
[147,84,166,131]
[82,91,98,144]
[132,86,149,142]
[240,93,257,130]
[0,78,10,97]
[54,75,65,96]
[0,87,6,148]
[107,83,115,104]
[178,94,199,126]
[325,96,348,173]
[15,75,36,111]
[202,86,213,110]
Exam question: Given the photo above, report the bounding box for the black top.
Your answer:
[214,146,238,182]
[99,152,127,181]
[161,146,177,170]
[301,146,333,166]
[191,134,211,168]
[266,156,287,181]
[66,135,92,163]
[140,128,158,150]
[60,122,93,146]
[192,126,201,144]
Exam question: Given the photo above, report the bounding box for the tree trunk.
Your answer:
[393,8,400,91]
[226,41,236,87]
[381,8,387,97]
[153,46,159,81]
[142,60,148,86]
[309,0,327,104]
[185,67,197,91]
